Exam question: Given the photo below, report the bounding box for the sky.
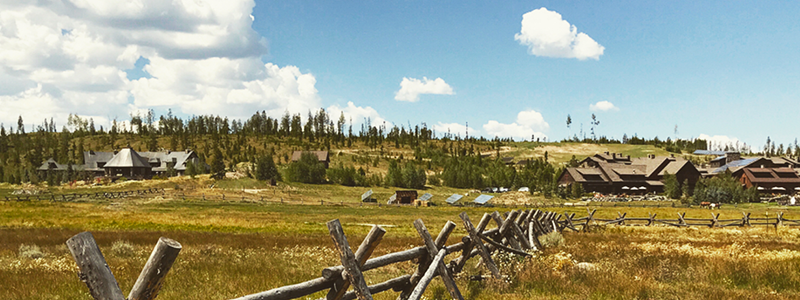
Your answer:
[1,0,799,151]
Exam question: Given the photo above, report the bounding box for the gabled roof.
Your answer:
[104,148,150,168]
[597,163,646,182]
[742,167,800,184]
[84,151,116,171]
[710,158,762,174]
[291,151,329,162]
[139,150,196,171]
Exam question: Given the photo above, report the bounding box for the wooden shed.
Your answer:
[395,190,418,204]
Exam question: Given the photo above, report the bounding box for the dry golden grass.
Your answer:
[3,198,800,299]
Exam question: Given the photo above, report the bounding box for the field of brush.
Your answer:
[3,188,800,300]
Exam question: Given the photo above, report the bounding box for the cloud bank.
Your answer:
[394,77,454,102]
[590,100,618,111]
[433,122,477,138]
[0,0,325,127]
[326,101,387,128]
[514,7,604,60]
[698,134,746,151]
[483,109,550,140]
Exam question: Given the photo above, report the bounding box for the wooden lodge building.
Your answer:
[38,147,204,180]
[739,167,800,194]
[559,152,701,195]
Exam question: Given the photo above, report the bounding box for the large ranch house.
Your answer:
[695,151,800,193]
[558,152,701,195]
[561,151,800,196]
[38,147,204,180]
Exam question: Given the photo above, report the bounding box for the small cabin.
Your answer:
[394,190,418,204]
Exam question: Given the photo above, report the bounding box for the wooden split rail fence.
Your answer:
[565,208,800,229]
[2,188,165,202]
[66,208,570,300]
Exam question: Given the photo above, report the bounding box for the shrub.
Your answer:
[111,240,136,257]
[539,231,564,249]
[19,244,44,259]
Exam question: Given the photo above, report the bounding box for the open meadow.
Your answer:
[3,189,800,299]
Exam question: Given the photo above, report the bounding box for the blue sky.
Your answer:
[0,0,798,150]
[253,1,800,148]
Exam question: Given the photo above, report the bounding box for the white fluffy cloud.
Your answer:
[590,100,618,111]
[326,101,387,127]
[394,77,454,102]
[0,0,323,128]
[433,122,477,138]
[698,134,745,151]
[483,109,550,140]
[514,7,604,60]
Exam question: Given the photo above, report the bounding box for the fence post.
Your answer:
[407,249,448,300]
[412,219,463,300]
[326,225,386,300]
[326,219,373,300]
[66,232,125,300]
[459,212,501,279]
[128,237,182,300]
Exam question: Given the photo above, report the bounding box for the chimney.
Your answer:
[612,153,617,159]
[670,154,675,158]
[604,151,609,155]
[627,155,630,160]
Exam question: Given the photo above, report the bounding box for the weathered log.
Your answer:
[490,212,521,250]
[327,219,373,300]
[66,232,125,300]
[434,221,456,249]
[459,212,501,279]
[478,233,530,257]
[408,249,448,300]
[341,275,412,300]
[128,237,182,300]
[232,277,333,300]
[323,243,465,281]
[327,225,386,300]
[412,219,463,300]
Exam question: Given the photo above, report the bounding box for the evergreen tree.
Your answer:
[663,172,681,199]
[254,154,281,181]
[209,146,225,179]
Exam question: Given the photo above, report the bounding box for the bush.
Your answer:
[327,164,369,186]
[539,231,565,249]
[111,240,136,257]
[19,244,44,259]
